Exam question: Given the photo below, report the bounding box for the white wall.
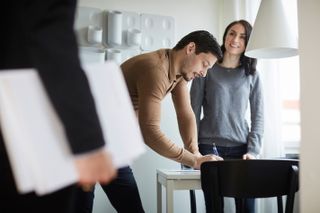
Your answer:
[298,1,320,212]
[77,1,220,213]
[78,0,220,43]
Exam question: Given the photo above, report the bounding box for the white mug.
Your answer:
[107,49,122,64]
[87,25,103,44]
[127,29,142,47]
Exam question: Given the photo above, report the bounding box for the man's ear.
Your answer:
[186,42,196,54]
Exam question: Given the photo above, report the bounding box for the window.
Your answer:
[279,56,300,155]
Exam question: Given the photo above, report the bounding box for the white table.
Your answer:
[156,169,201,213]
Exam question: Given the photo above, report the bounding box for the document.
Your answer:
[0,62,145,195]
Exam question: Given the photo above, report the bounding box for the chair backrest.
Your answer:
[200,159,299,213]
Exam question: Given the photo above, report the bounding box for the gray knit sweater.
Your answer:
[190,63,264,156]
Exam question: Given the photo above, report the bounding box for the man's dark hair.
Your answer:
[173,30,222,61]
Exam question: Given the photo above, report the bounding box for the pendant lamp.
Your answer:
[245,0,298,59]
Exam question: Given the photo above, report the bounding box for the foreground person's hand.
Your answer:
[75,149,117,189]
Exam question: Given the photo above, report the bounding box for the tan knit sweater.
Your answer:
[121,49,199,167]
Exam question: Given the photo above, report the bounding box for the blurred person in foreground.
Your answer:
[0,0,116,212]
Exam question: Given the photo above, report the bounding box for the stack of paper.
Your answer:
[0,62,145,195]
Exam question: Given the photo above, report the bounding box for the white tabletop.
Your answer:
[156,169,200,179]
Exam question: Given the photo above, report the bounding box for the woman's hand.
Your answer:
[242,153,256,160]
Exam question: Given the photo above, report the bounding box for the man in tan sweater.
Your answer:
[122,31,223,169]
[76,31,223,213]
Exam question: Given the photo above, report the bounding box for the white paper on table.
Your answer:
[0,62,145,195]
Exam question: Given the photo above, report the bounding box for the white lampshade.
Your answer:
[245,0,298,59]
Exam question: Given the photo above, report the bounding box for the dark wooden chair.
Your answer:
[200,159,299,213]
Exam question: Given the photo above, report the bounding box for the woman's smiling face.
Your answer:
[224,23,246,56]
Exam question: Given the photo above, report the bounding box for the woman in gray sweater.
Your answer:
[190,20,264,213]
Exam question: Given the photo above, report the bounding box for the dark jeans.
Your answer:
[74,166,144,213]
[199,143,255,213]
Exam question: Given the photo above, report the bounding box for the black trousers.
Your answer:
[74,166,145,213]
[0,137,77,213]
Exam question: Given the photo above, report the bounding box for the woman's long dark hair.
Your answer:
[220,20,257,75]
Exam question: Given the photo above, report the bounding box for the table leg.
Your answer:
[190,190,197,213]
[157,174,162,213]
[166,180,174,213]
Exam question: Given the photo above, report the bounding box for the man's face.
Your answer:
[181,51,217,81]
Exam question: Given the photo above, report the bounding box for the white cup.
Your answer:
[107,49,122,64]
[87,25,103,44]
[79,47,105,64]
[127,29,142,46]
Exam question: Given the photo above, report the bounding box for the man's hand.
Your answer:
[74,149,117,188]
[193,154,223,169]
[193,151,202,158]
